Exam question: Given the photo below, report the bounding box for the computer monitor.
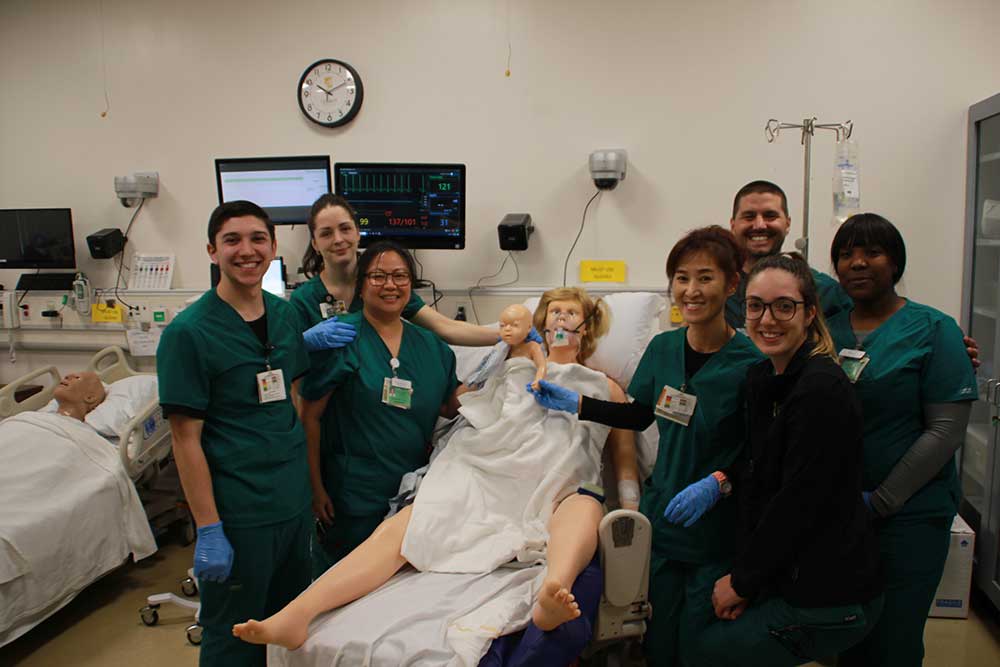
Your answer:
[334,163,465,249]
[0,208,76,269]
[210,257,285,298]
[215,156,331,225]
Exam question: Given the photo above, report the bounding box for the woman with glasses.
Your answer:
[290,194,500,354]
[530,226,762,666]
[297,240,463,576]
[824,215,976,667]
[686,252,883,667]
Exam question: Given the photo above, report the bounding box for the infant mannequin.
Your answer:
[499,304,546,390]
[52,372,106,422]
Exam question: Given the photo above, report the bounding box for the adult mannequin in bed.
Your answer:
[232,286,640,657]
[157,200,312,667]
[52,372,106,421]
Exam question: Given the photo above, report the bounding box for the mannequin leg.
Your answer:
[232,505,413,649]
[532,493,603,631]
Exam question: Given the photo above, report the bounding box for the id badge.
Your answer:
[319,300,348,319]
[256,368,287,403]
[382,377,413,410]
[838,348,870,384]
[654,384,697,426]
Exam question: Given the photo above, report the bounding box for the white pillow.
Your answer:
[41,375,158,437]
[452,292,666,390]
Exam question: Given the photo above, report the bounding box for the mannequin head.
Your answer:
[53,371,106,421]
[499,304,533,346]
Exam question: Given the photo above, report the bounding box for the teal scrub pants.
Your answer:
[644,552,732,666]
[840,515,952,667]
[311,512,385,579]
[688,594,883,666]
[198,510,312,667]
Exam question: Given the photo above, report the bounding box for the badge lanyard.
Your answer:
[256,342,287,403]
[382,356,413,410]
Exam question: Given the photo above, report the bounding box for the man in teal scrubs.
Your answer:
[725,180,852,329]
[300,243,459,576]
[157,200,311,667]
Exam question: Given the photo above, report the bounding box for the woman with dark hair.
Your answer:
[297,240,464,576]
[826,214,976,667]
[290,194,500,351]
[687,252,883,666]
[530,226,763,665]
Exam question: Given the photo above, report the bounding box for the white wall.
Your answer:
[2,0,999,319]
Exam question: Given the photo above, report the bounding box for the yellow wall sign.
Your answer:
[579,260,626,283]
[91,302,125,323]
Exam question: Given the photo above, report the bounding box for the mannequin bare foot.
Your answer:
[232,608,310,650]
[532,579,581,631]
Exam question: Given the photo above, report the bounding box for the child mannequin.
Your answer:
[499,304,546,390]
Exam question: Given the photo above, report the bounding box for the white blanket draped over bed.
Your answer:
[272,359,613,667]
[0,412,157,645]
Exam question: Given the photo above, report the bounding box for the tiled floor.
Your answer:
[3,540,1000,666]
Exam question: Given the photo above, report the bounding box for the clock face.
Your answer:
[297,59,364,128]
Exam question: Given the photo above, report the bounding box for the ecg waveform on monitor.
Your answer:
[340,172,414,194]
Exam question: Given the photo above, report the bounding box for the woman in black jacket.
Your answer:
[686,253,883,666]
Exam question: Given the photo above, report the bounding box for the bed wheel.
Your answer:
[139,604,160,626]
[180,577,198,597]
[186,623,203,645]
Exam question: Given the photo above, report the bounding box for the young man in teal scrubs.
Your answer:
[157,200,312,667]
[725,180,852,329]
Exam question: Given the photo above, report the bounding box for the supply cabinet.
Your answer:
[960,90,1000,613]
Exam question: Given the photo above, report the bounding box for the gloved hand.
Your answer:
[526,379,579,414]
[862,491,873,512]
[193,521,234,583]
[303,316,357,352]
[663,476,722,528]
[527,327,543,344]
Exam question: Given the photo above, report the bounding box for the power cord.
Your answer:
[113,197,145,308]
[412,250,443,310]
[562,190,601,287]
[468,252,520,324]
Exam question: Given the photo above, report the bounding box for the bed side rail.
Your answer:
[0,366,60,418]
[118,397,171,479]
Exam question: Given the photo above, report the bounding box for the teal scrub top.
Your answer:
[628,328,763,562]
[300,311,459,517]
[288,274,426,333]
[157,290,311,528]
[726,268,852,330]
[827,300,977,519]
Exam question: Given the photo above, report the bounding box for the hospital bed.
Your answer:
[270,292,664,667]
[0,346,169,647]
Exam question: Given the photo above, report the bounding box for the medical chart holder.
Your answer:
[764,118,854,261]
[128,254,175,291]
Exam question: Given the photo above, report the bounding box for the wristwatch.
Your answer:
[712,470,733,497]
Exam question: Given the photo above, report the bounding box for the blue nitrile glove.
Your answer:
[862,491,873,511]
[193,521,234,583]
[527,379,579,414]
[303,316,357,352]
[663,476,722,528]
[527,327,543,344]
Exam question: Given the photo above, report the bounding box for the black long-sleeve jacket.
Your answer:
[729,342,882,607]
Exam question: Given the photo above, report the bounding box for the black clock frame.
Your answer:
[297,58,364,128]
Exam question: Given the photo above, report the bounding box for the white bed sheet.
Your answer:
[269,565,546,667]
[0,412,157,646]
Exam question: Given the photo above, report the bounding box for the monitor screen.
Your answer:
[215,156,331,225]
[0,208,76,269]
[335,163,465,249]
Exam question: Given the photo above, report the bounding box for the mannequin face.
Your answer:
[53,371,106,412]
[499,304,532,345]
[543,299,586,350]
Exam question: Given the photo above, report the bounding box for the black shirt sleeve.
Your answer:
[579,395,655,431]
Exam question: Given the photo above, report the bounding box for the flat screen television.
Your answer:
[335,163,465,249]
[0,208,76,269]
[215,155,331,225]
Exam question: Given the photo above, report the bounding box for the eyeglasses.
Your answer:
[365,270,412,286]
[744,297,805,321]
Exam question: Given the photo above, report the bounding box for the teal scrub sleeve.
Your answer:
[627,335,660,405]
[299,346,359,401]
[403,291,427,320]
[920,316,978,403]
[438,337,460,398]
[288,289,316,335]
[157,322,210,411]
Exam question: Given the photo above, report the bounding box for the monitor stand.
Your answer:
[16,272,77,291]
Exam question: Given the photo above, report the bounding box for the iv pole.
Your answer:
[764,118,853,261]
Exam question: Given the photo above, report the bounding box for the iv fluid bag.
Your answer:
[833,139,860,226]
